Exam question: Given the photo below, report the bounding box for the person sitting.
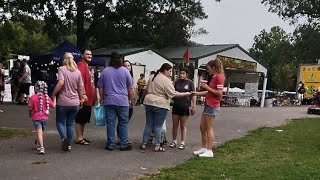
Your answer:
[313,88,320,106]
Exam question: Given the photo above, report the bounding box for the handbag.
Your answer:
[94,104,106,126]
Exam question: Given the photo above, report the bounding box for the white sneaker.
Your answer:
[34,140,41,151]
[38,147,45,154]
[193,148,207,155]
[199,150,214,157]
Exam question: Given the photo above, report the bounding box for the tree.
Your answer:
[1,0,209,49]
[249,26,296,91]
[261,0,320,24]
[1,0,114,49]
[292,24,320,64]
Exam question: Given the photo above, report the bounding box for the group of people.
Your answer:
[10,59,32,105]
[28,49,225,158]
[0,59,32,112]
[29,49,96,154]
[139,59,224,157]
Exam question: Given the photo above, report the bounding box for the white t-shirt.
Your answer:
[22,64,32,83]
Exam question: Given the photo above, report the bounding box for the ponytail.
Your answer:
[36,81,50,115]
[152,63,173,81]
[152,70,160,81]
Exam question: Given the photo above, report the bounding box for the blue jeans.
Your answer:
[104,105,129,149]
[56,105,79,142]
[117,107,133,139]
[143,105,168,146]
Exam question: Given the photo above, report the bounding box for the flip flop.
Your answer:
[169,142,177,148]
[178,144,185,150]
[139,144,147,150]
[76,139,90,145]
[83,138,92,143]
[154,147,165,152]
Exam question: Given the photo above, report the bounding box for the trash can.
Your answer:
[264,97,273,107]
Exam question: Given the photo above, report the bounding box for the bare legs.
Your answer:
[171,114,188,148]
[76,123,85,141]
[200,114,215,150]
[36,129,44,148]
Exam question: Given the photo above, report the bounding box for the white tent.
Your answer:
[223,87,245,93]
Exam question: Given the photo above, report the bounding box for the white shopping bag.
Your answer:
[29,86,35,97]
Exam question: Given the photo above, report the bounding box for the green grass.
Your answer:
[142,118,320,180]
[0,127,33,139]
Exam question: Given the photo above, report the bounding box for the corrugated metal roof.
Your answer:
[159,44,237,59]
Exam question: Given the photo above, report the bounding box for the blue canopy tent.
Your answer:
[31,40,105,66]
[30,41,105,96]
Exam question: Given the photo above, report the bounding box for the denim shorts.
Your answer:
[33,120,47,131]
[203,105,220,116]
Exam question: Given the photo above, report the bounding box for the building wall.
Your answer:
[126,50,173,80]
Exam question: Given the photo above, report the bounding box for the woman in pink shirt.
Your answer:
[52,53,84,151]
[192,58,225,157]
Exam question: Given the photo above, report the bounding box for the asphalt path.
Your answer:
[0,104,317,180]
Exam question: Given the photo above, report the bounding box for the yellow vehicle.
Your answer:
[297,64,320,101]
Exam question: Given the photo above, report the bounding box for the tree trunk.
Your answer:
[76,0,85,49]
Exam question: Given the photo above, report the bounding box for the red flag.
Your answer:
[183,47,190,63]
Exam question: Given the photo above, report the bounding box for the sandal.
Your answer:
[154,146,165,152]
[83,138,92,143]
[140,144,147,150]
[169,142,177,148]
[178,144,185,150]
[75,139,90,145]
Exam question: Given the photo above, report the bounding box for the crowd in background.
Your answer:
[1,50,225,158]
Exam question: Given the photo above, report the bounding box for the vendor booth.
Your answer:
[160,44,268,107]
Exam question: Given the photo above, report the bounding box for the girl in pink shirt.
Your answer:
[28,81,56,154]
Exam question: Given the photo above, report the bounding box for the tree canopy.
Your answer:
[1,0,209,49]
[262,0,320,24]
[249,26,296,91]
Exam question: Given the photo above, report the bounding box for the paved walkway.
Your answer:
[0,104,317,180]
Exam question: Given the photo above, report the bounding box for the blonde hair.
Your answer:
[207,57,224,75]
[63,52,78,72]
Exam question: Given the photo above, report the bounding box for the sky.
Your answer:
[191,0,297,50]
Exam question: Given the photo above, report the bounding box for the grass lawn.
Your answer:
[143,118,320,180]
[0,127,33,139]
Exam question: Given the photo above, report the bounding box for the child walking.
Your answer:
[28,81,56,154]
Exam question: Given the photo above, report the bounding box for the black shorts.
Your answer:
[18,83,31,95]
[172,106,190,116]
[75,105,92,124]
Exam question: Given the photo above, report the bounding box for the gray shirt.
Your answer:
[21,64,32,83]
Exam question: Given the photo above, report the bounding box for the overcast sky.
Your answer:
[191,0,297,50]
